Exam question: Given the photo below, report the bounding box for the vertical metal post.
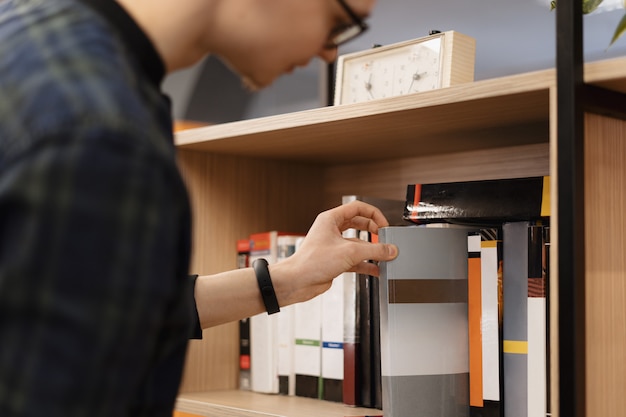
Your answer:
[556,0,586,416]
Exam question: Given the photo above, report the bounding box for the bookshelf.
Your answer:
[174,56,626,416]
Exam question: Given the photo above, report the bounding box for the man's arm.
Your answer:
[193,201,399,329]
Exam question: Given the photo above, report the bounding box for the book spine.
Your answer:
[357,271,372,407]
[277,235,300,396]
[543,226,551,417]
[293,298,322,399]
[321,272,344,402]
[502,222,529,417]
[369,232,383,410]
[249,231,280,394]
[292,237,322,399]
[527,224,548,417]
[480,228,504,417]
[342,263,360,405]
[468,232,484,409]
[237,239,251,391]
[379,226,470,417]
[340,198,360,406]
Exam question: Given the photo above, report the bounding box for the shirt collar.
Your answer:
[77,0,166,88]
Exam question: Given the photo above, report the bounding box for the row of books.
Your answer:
[236,176,551,417]
[379,221,550,417]
[235,196,406,409]
[379,175,550,417]
[236,230,304,395]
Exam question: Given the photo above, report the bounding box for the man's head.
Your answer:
[118,0,375,90]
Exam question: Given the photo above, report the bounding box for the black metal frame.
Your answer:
[556,2,626,416]
[556,1,586,415]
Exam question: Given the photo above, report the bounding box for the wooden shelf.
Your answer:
[175,390,381,417]
[175,57,626,164]
[174,55,626,415]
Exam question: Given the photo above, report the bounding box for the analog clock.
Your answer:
[333,30,476,105]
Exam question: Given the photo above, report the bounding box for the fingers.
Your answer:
[346,238,398,270]
[363,241,398,263]
[301,201,398,282]
[333,200,391,232]
[343,216,383,235]
[349,242,398,277]
[332,201,398,263]
[352,260,381,277]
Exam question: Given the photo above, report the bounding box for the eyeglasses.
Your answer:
[325,0,369,48]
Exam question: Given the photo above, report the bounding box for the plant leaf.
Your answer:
[582,0,603,14]
[609,12,626,46]
[551,0,603,13]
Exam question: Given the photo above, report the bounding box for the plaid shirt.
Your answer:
[0,0,199,415]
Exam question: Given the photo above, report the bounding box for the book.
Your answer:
[502,221,530,417]
[248,231,303,394]
[378,225,470,417]
[467,232,483,411]
[543,226,551,417]
[292,237,323,400]
[357,233,373,408]
[341,195,406,408]
[321,270,344,402]
[527,224,549,417]
[369,231,383,410]
[237,238,252,391]
[277,235,301,396]
[480,228,504,417]
[543,224,552,416]
[356,230,384,410]
[404,176,550,225]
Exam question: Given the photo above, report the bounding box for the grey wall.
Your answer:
[163,0,626,123]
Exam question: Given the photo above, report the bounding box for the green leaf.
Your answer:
[551,0,625,46]
[552,0,605,13]
[609,12,626,46]
[582,0,603,14]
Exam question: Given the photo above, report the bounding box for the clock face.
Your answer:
[337,37,443,104]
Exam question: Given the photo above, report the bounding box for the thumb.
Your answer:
[370,242,398,262]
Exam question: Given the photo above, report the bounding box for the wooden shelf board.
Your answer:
[175,391,381,417]
[175,57,626,164]
[176,69,553,163]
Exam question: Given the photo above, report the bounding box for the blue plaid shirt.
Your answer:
[0,0,200,415]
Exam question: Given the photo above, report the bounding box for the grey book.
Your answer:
[379,225,470,417]
[502,221,529,417]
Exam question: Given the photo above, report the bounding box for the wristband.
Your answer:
[253,258,280,315]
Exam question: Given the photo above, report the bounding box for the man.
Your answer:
[0,0,396,415]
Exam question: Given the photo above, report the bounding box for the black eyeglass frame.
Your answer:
[327,0,369,48]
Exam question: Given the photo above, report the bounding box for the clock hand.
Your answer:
[408,70,427,92]
[365,72,375,99]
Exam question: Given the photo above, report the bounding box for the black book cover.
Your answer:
[370,259,383,410]
[404,176,549,225]
[358,271,372,407]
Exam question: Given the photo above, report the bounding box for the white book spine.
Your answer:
[481,238,501,402]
